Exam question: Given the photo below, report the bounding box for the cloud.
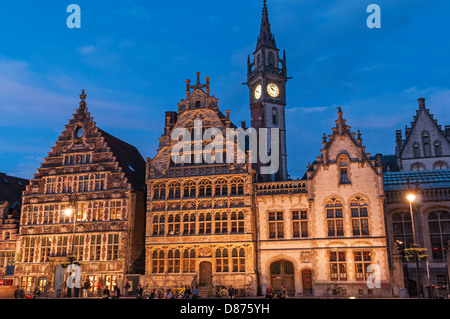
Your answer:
[79,45,97,54]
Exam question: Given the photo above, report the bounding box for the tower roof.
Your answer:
[255,0,277,51]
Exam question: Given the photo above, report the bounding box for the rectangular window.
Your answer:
[109,200,122,220]
[95,173,106,191]
[107,234,119,261]
[354,251,372,281]
[46,177,57,194]
[89,235,102,261]
[340,168,349,184]
[330,251,347,281]
[40,236,52,262]
[73,235,85,261]
[56,236,68,256]
[268,212,284,239]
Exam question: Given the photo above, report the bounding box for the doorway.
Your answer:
[270,260,295,296]
[302,269,312,296]
[199,261,212,286]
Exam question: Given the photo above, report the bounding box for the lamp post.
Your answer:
[64,193,78,297]
[406,194,417,244]
[405,193,426,298]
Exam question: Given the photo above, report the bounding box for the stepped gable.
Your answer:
[25,89,145,194]
[306,107,382,179]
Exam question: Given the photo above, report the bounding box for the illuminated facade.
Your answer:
[14,91,146,295]
[6,1,449,299]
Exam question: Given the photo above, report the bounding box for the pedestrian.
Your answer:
[103,286,110,299]
[227,285,235,299]
[112,285,121,299]
[135,284,143,299]
[124,279,131,297]
[14,286,25,299]
[184,285,191,299]
[265,285,274,298]
[192,286,198,299]
[164,288,173,299]
[83,278,91,298]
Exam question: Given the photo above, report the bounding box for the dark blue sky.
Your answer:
[0,0,449,179]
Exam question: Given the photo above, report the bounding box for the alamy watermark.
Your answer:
[170,120,280,175]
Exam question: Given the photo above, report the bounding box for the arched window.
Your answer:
[337,154,350,184]
[199,213,212,234]
[392,213,413,247]
[183,213,196,235]
[153,183,166,200]
[232,247,246,272]
[183,248,196,273]
[198,179,212,197]
[214,178,228,196]
[167,182,181,199]
[230,178,244,195]
[151,250,165,273]
[167,249,181,273]
[410,162,426,171]
[350,197,369,236]
[167,214,181,235]
[433,161,449,170]
[428,211,450,260]
[231,211,245,234]
[423,132,431,157]
[326,198,344,237]
[152,214,165,236]
[215,248,229,272]
[214,212,228,234]
[183,180,196,198]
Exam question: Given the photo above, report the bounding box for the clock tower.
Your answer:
[247,0,288,182]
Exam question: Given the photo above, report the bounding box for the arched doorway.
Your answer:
[270,260,295,296]
[302,269,312,296]
[199,261,212,286]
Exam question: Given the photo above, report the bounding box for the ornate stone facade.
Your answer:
[0,173,28,286]
[14,91,146,295]
[144,73,257,296]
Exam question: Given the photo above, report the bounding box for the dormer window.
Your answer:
[196,101,201,108]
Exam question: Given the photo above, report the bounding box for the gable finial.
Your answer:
[80,89,86,102]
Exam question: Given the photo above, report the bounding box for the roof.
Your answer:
[383,169,450,190]
[98,128,146,192]
[0,173,28,206]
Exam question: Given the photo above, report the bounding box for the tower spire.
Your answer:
[256,0,277,50]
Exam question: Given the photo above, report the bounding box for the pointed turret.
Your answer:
[255,0,277,51]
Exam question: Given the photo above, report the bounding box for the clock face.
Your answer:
[254,84,262,100]
[267,83,280,98]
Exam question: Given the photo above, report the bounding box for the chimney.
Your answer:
[445,125,450,138]
[418,97,426,109]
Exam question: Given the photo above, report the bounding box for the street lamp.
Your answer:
[405,192,426,298]
[406,194,417,244]
[64,193,78,297]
